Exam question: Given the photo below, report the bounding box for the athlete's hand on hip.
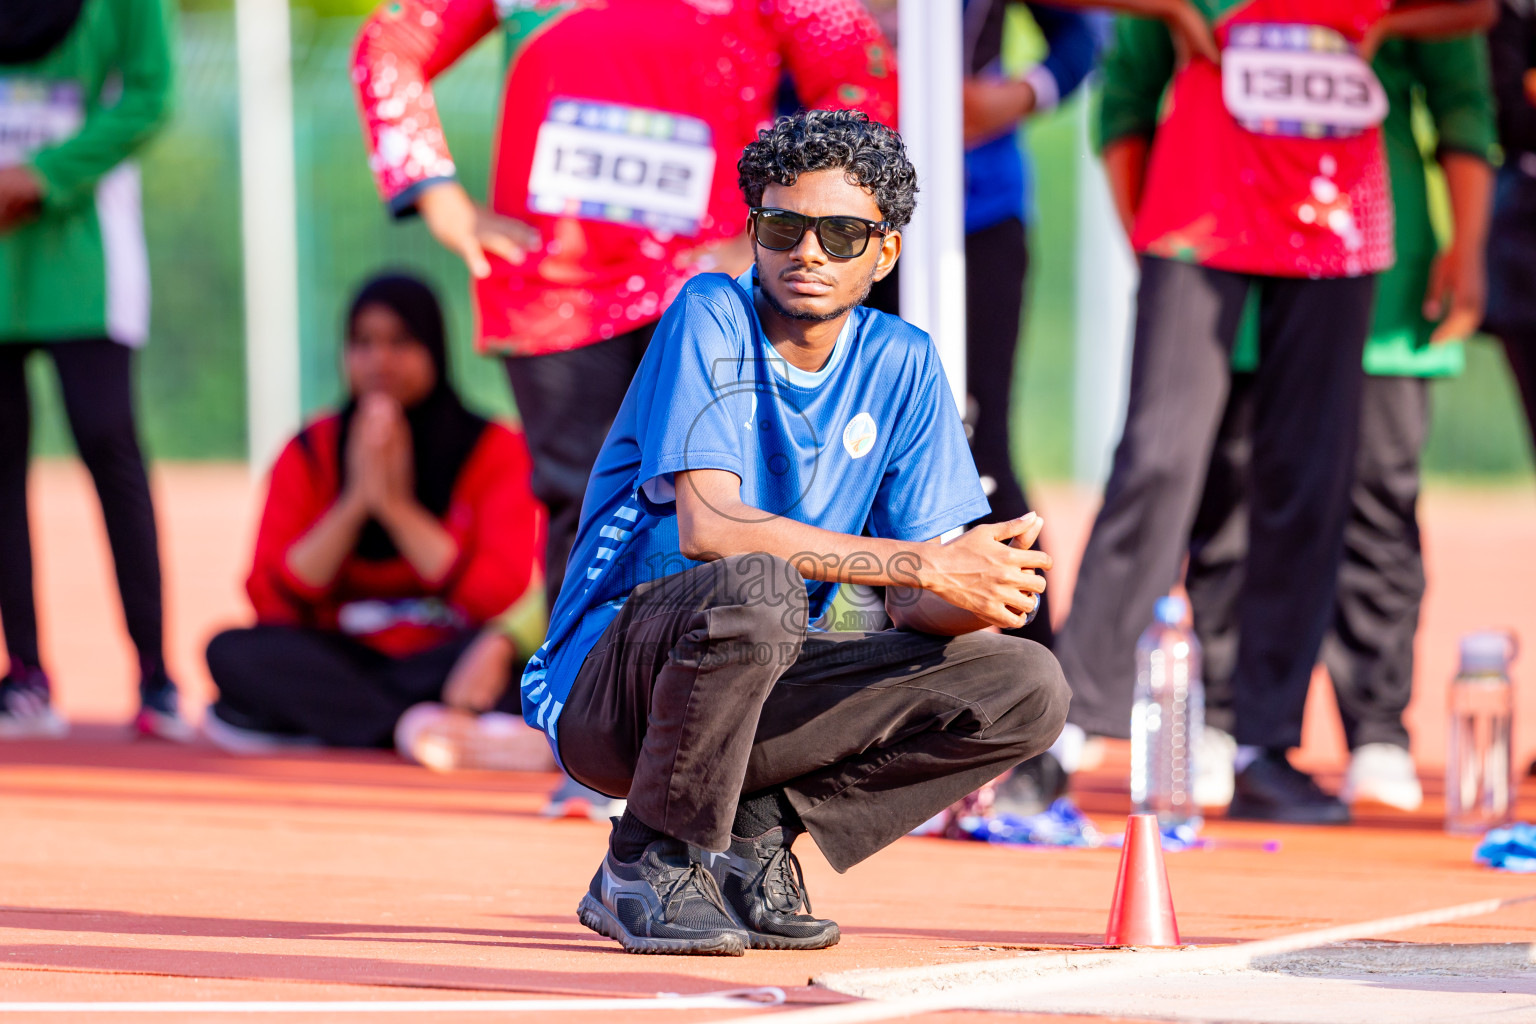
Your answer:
[417,181,539,279]
[1425,242,1486,344]
[923,514,1051,630]
[0,165,43,233]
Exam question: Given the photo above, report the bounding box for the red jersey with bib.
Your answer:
[1130,0,1394,278]
[353,0,896,356]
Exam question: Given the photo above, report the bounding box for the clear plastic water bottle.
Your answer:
[1446,631,1518,836]
[1131,595,1204,829]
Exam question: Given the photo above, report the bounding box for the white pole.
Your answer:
[235,0,302,475]
[898,0,967,409]
[1072,96,1137,486]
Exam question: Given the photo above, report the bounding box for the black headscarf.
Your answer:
[0,0,86,64]
[333,273,489,562]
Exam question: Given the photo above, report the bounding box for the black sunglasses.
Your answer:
[749,207,890,259]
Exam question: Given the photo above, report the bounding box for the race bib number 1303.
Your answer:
[1222,23,1387,138]
[527,98,716,236]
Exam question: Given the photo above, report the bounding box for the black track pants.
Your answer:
[1055,257,1375,749]
[0,338,164,675]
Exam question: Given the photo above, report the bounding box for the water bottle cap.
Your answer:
[1154,596,1187,626]
[1459,631,1518,674]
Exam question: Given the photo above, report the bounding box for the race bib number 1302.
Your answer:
[527,98,716,236]
[1222,23,1387,138]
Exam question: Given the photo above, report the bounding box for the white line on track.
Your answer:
[0,986,786,1013]
[694,894,1536,1024]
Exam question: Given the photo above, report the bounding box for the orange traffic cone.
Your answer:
[1103,813,1180,947]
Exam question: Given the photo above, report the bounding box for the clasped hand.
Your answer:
[923,513,1051,631]
[344,392,414,520]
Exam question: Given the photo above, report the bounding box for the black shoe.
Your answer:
[135,669,194,743]
[1228,751,1350,824]
[577,837,747,955]
[990,751,1069,818]
[701,827,839,950]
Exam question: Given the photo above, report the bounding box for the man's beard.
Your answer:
[756,259,879,323]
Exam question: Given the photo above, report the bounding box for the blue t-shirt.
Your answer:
[520,269,990,763]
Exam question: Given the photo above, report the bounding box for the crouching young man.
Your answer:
[519,110,1069,957]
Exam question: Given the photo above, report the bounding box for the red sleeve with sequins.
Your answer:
[351,0,499,213]
[767,0,898,126]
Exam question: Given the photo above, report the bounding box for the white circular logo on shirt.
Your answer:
[843,412,877,459]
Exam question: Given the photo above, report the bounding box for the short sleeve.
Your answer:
[1407,35,1498,163]
[866,358,990,542]
[633,287,756,513]
[1097,15,1175,150]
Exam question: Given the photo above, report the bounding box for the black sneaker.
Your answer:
[701,827,839,950]
[1228,751,1350,824]
[990,751,1069,818]
[0,665,67,739]
[577,837,747,956]
[135,668,194,743]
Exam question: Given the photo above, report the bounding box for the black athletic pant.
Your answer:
[1187,375,1429,750]
[502,325,654,609]
[205,626,488,748]
[0,338,164,674]
[1498,330,1536,456]
[863,217,1052,647]
[1055,257,1375,749]
[1485,165,1536,456]
[556,554,1070,873]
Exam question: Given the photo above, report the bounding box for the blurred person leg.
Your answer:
[502,323,654,610]
[966,217,1052,648]
[964,217,1061,816]
[0,344,40,672]
[504,326,652,815]
[1485,164,1536,455]
[1227,274,1374,824]
[46,337,189,739]
[1326,375,1428,811]
[0,344,65,737]
[1054,257,1248,743]
[1183,372,1257,808]
[205,624,474,750]
[1497,330,1536,454]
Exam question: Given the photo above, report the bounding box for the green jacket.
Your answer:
[1099,17,1497,378]
[0,0,175,345]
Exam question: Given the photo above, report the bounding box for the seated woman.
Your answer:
[205,273,547,757]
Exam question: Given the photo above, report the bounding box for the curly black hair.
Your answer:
[737,109,918,231]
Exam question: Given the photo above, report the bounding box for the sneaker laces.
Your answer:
[759,845,812,916]
[656,859,730,924]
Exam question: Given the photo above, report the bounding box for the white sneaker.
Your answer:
[1342,742,1423,811]
[395,703,556,773]
[543,775,626,822]
[202,706,320,755]
[1194,726,1237,808]
[0,674,68,740]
